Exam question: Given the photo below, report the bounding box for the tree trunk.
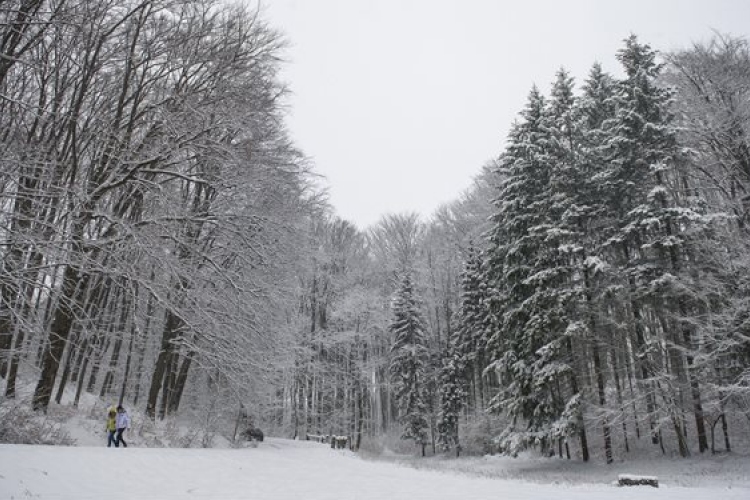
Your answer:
[623,340,641,440]
[100,288,131,399]
[146,308,181,420]
[721,413,731,453]
[73,339,92,408]
[118,311,138,407]
[4,323,26,398]
[610,347,630,453]
[622,243,659,445]
[355,385,364,451]
[159,348,178,420]
[0,168,42,375]
[684,339,708,453]
[583,264,612,464]
[168,347,196,414]
[132,285,156,406]
[32,261,88,412]
[568,343,589,462]
[54,333,78,404]
[592,343,613,464]
[87,337,110,395]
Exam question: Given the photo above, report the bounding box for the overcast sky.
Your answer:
[263,0,750,229]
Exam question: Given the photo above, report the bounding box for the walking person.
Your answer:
[115,405,131,448]
[106,407,117,447]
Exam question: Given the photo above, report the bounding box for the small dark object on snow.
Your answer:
[240,427,264,442]
[617,474,658,488]
[305,433,328,443]
[330,435,350,449]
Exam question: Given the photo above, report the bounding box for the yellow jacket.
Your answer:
[106,410,117,432]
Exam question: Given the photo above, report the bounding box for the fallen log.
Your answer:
[617,474,659,488]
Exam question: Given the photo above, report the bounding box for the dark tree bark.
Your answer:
[54,333,78,404]
[132,283,156,406]
[168,347,196,414]
[568,348,589,462]
[146,308,181,419]
[610,347,630,453]
[32,255,88,412]
[592,343,613,463]
[87,337,109,395]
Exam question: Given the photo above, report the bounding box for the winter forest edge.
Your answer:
[1,0,750,469]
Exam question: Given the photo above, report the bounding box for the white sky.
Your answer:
[263,0,750,229]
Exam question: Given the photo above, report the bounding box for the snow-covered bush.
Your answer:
[0,399,75,445]
[359,428,421,456]
[460,415,506,456]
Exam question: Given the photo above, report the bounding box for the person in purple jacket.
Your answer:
[115,405,131,448]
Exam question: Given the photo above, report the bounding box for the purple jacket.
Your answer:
[116,411,130,430]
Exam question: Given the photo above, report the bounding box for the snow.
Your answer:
[2,439,748,500]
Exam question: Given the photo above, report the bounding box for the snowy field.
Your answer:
[1,438,748,500]
[368,446,750,489]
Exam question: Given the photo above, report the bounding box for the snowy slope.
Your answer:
[1,438,748,500]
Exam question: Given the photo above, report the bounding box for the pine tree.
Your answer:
[603,35,711,455]
[389,273,430,455]
[436,337,465,455]
[453,242,489,410]
[541,69,600,462]
[484,85,589,458]
[574,63,623,463]
[484,88,548,440]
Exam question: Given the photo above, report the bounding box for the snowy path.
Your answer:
[1,439,747,499]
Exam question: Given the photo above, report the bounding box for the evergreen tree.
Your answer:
[436,336,465,455]
[539,69,598,461]
[574,63,622,463]
[604,36,711,455]
[389,273,430,455]
[485,85,590,458]
[453,242,489,410]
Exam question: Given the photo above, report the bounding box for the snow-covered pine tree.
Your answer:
[572,63,624,463]
[453,242,489,410]
[389,272,430,456]
[436,335,465,455]
[539,68,604,462]
[484,85,591,459]
[484,88,547,452]
[603,35,712,455]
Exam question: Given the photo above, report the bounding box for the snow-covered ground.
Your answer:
[366,447,750,489]
[1,438,748,500]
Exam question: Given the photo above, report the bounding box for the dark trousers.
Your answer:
[107,430,117,447]
[116,428,127,448]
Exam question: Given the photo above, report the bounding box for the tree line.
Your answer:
[0,0,314,424]
[270,35,750,463]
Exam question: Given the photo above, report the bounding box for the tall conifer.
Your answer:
[389,273,430,455]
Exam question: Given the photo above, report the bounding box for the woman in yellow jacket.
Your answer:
[106,407,117,447]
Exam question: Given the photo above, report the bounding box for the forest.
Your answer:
[1,0,749,465]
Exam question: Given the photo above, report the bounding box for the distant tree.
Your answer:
[453,242,489,410]
[389,273,430,456]
[369,213,424,284]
